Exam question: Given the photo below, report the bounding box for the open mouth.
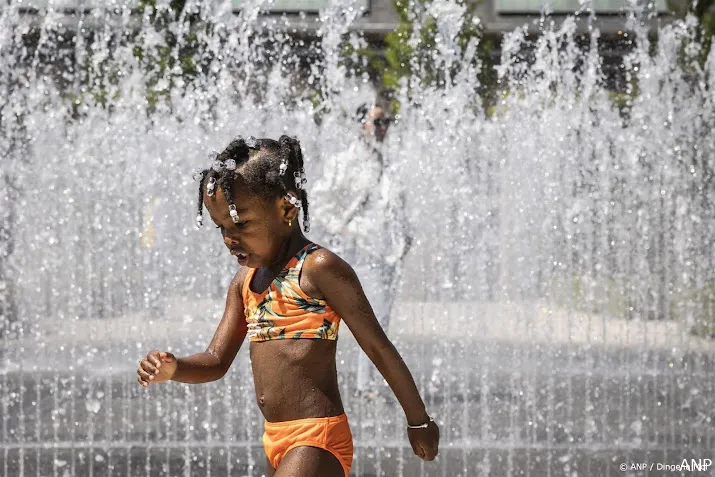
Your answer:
[230,249,248,261]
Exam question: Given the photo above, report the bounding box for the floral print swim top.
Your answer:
[242,243,341,342]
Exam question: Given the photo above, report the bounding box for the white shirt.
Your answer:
[311,140,410,266]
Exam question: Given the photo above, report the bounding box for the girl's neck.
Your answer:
[267,230,310,275]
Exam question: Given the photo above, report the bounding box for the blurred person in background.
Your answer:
[312,102,413,396]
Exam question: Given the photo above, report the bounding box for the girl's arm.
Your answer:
[306,250,429,425]
[170,268,248,384]
[307,249,439,461]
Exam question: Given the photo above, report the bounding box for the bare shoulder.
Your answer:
[229,267,249,294]
[304,246,355,280]
[301,246,359,299]
[302,245,379,335]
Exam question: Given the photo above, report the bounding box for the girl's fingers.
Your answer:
[138,351,168,387]
[137,367,154,382]
[141,361,159,375]
[426,443,437,460]
[409,440,421,458]
[414,442,425,459]
[148,353,162,367]
[421,443,431,460]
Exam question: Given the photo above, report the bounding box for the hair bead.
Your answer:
[284,194,301,208]
[212,160,224,172]
[195,136,310,236]
[229,204,240,223]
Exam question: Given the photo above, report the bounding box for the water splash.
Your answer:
[1,0,714,476]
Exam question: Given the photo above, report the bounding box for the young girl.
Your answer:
[137,135,439,477]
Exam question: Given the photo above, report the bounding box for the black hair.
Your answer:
[355,103,393,125]
[355,103,369,124]
[195,135,310,232]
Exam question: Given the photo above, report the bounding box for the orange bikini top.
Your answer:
[242,243,342,342]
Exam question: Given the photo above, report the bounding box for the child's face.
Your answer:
[203,176,297,268]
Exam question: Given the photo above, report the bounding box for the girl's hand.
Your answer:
[137,350,177,387]
[407,419,440,461]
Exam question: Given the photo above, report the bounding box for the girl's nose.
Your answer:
[223,233,240,248]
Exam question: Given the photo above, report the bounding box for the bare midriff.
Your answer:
[250,339,345,423]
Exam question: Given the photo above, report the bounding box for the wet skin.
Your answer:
[138,173,439,475]
[248,263,345,423]
[203,180,345,422]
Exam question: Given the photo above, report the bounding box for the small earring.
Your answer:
[288,220,292,227]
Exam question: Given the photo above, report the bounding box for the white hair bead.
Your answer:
[284,194,300,207]
[229,204,240,223]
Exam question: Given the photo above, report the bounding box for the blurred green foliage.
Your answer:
[132,0,205,112]
[362,0,499,111]
[669,0,714,62]
[68,0,210,113]
[671,282,715,339]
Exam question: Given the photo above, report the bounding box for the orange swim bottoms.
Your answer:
[262,413,353,477]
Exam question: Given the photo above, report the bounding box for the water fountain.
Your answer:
[1,0,713,475]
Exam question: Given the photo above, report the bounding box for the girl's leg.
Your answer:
[266,457,276,477]
[274,446,345,477]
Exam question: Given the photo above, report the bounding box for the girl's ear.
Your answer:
[278,195,300,223]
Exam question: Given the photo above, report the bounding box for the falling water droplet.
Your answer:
[85,399,101,414]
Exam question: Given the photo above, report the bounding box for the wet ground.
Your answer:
[1,300,713,476]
